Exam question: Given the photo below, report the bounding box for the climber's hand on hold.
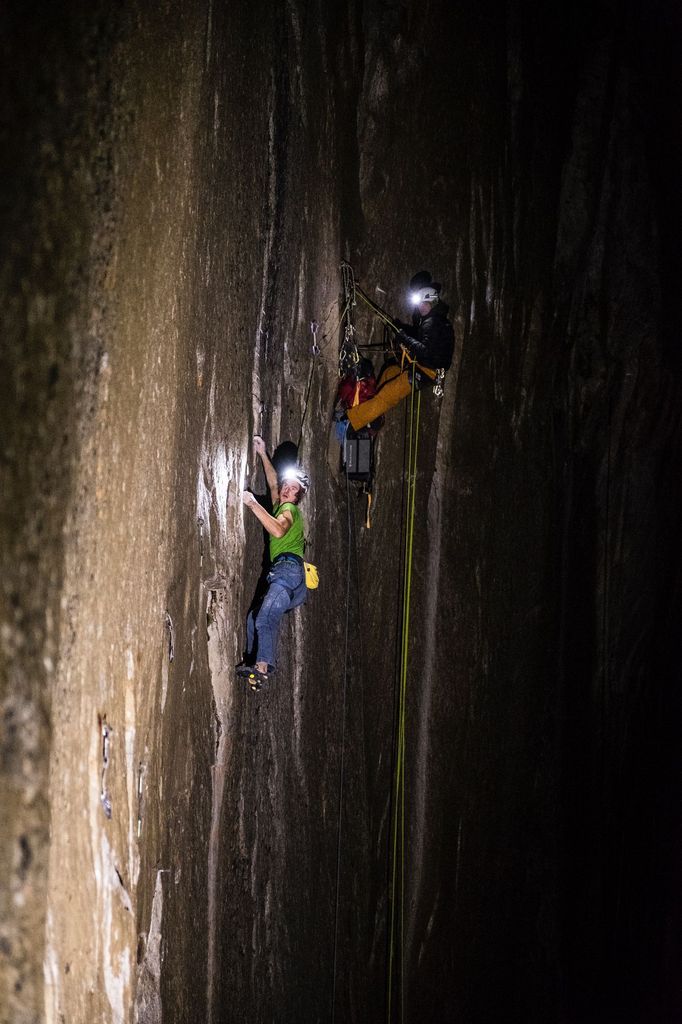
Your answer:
[242,490,257,508]
[397,328,415,352]
[252,438,278,503]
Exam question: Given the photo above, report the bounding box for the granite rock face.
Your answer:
[1,2,680,1023]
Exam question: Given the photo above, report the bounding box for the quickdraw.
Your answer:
[297,321,321,451]
[310,320,320,356]
[339,262,360,377]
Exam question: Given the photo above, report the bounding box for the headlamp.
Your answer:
[281,465,310,493]
[411,286,439,305]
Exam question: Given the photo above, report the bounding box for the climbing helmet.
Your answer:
[410,285,440,305]
[281,465,310,494]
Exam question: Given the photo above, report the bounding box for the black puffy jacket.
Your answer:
[399,300,454,371]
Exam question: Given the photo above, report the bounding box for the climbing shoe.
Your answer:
[236,664,268,692]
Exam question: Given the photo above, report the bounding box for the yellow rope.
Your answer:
[355,284,400,333]
[340,262,424,1021]
[387,374,421,1023]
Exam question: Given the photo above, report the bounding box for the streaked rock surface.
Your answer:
[1,2,680,1022]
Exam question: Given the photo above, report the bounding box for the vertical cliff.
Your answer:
[1,2,680,1023]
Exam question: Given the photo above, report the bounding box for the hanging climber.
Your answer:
[237,435,309,691]
[345,270,454,431]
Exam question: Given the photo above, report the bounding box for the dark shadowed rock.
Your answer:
[1,2,680,1023]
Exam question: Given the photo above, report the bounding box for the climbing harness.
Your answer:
[433,367,445,398]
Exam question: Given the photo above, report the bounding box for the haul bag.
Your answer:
[344,434,372,481]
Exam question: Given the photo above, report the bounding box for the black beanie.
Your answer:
[409,270,432,290]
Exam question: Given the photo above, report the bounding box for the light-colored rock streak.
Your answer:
[133,870,164,1024]
[205,593,236,1024]
[43,909,59,1024]
[252,73,278,437]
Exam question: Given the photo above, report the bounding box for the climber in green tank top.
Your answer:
[269,499,305,561]
[238,435,310,691]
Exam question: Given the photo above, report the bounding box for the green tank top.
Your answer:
[269,502,305,561]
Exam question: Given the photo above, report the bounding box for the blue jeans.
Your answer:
[246,559,307,672]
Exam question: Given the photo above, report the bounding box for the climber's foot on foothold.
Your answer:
[236,664,269,692]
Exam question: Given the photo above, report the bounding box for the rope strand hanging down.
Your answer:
[386,373,421,1024]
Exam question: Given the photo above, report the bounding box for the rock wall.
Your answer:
[1,2,680,1023]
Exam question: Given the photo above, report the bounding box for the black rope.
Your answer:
[601,358,613,784]
[296,321,321,454]
[297,357,316,453]
[355,283,400,334]
[330,465,353,1023]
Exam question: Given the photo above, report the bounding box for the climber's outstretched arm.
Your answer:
[253,435,279,505]
[242,491,292,539]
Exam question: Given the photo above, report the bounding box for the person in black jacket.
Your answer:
[346,270,454,431]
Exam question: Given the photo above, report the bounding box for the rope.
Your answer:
[296,321,320,453]
[332,262,423,1021]
[355,283,401,334]
[339,262,361,376]
[601,359,612,783]
[330,464,354,1024]
[338,265,404,377]
[340,263,403,373]
[386,373,421,1023]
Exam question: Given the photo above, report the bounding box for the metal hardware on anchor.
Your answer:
[310,320,320,356]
